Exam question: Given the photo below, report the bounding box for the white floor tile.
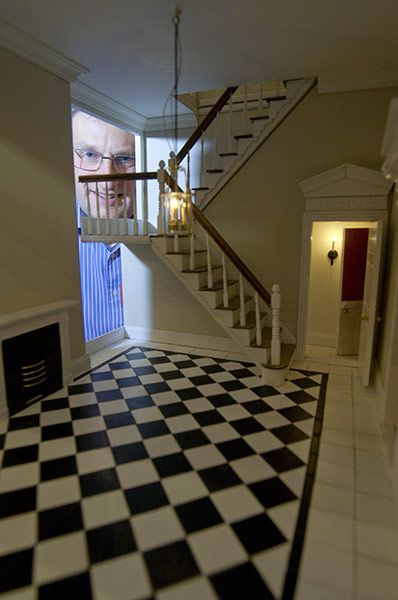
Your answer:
[91,553,152,600]
[188,524,247,575]
[357,556,398,600]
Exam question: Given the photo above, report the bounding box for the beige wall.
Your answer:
[0,48,85,359]
[121,245,228,337]
[204,86,398,335]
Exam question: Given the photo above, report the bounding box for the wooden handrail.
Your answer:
[164,172,271,304]
[176,86,238,165]
[78,171,158,183]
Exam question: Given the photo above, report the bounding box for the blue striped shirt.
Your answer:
[78,238,124,342]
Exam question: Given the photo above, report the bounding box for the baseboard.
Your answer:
[124,326,241,353]
[70,353,91,380]
[306,331,337,347]
[85,327,126,355]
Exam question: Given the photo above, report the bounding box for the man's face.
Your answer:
[72,112,135,219]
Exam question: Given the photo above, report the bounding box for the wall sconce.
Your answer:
[327,240,338,265]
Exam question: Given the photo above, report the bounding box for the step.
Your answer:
[219,153,239,171]
[197,279,239,308]
[231,310,268,346]
[165,249,207,271]
[151,234,191,254]
[268,98,288,118]
[182,265,223,290]
[215,294,254,327]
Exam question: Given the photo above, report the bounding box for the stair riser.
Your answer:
[215,298,254,327]
[181,267,223,290]
[220,155,238,171]
[197,282,239,308]
[166,252,207,271]
[247,346,269,364]
[232,314,268,346]
[252,119,268,136]
[269,99,287,118]
[152,236,191,254]
[235,137,253,153]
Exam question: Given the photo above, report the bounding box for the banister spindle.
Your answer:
[189,233,195,271]
[243,85,248,128]
[222,253,228,308]
[255,292,262,346]
[199,135,205,188]
[212,114,219,168]
[105,182,110,235]
[271,284,281,365]
[157,160,166,234]
[228,95,233,152]
[95,182,101,235]
[173,232,179,253]
[239,273,246,326]
[123,182,128,235]
[206,233,213,289]
[85,183,93,235]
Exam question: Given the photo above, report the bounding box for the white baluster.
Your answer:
[271,284,281,365]
[157,160,166,234]
[243,85,248,129]
[173,232,179,253]
[85,183,93,235]
[212,115,219,169]
[206,233,213,289]
[95,182,101,235]
[105,182,110,235]
[189,233,195,271]
[228,95,233,152]
[132,182,138,236]
[199,135,205,188]
[113,182,119,235]
[239,273,246,326]
[142,179,149,235]
[255,292,262,346]
[222,253,228,308]
[123,182,128,235]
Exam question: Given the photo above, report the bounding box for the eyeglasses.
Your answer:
[74,149,135,173]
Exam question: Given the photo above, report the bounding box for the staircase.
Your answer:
[78,77,318,384]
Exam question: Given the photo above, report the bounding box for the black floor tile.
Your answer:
[285,390,314,404]
[40,455,77,481]
[250,385,278,398]
[90,371,114,381]
[8,415,40,430]
[229,368,255,379]
[271,424,309,444]
[134,365,157,376]
[216,439,255,461]
[144,382,171,395]
[241,399,272,414]
[76,431,109,452]
[189,375,214,386]
[0,487,36,518]
[109,360,131,370]
[293,377,318,389]
[41,422,74,441]
[230,417,265,436]
[262,448,305,473]
[0,548,34,593]
[232,513,286,554]
[137,420,170,439]
[207,393,236,408]
[39,571,93,600]
[193,410,225,427]
[153,452,193,478]
[86,519,136,563]
[199,464,241,492]
[220,380,246,392]
[96,389,124,402]
[2,444,38,467]
[278,406,313,422]
[160,370,185,381]
[125,395,154,409]
[159,402,190,418]
[125,482,167,515]
[117,376,141,388]
[174,429,210,450]
[41,397,69,412]
[103,412,135,429]
[175,497,223,534]
[38,502,84,540]
[79,467,120,497]
[249,477,297,508]
[144,540,199,590]
[210,561,274,599]
[112,441,148,465]
[70,404,101,420]
[68,383,94,395]
[176,387,203,401]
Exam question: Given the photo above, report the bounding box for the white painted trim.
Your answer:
[306,331,337,347]
[85,327,126,355]
[300,164,392,198]
[70,353,91,380]
[144,113,197,133]
[297,210,389,361]
[125,326,240,353]
[71,81,146,134]
[0,18,88,82]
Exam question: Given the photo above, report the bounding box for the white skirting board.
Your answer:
[124,326,242,353]
[85,327,126,355]
[70,353,91,380]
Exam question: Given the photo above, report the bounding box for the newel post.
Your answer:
[271,284,281,365]
[157,160,166,234]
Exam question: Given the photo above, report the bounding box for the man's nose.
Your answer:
[100,156,117,175]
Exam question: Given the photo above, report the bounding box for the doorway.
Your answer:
[305,220,375,366]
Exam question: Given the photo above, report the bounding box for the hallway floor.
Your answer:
[0,339,397,599]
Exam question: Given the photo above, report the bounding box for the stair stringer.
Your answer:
[150,236,296,384]
[196,77,317,211]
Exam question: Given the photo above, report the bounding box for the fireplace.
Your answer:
[0,300,78,418]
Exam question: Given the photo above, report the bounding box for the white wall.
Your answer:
[307,221,374,347]
[0,48,85,360]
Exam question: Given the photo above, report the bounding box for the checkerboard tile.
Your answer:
[0,346,327,599]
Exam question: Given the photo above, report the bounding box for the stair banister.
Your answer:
[271,284,281,365]
[95,182,100,234]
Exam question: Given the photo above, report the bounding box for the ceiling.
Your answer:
[1,0,397,121]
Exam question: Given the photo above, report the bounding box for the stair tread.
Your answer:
[166,249,206,256]
[262,343,295,370]
[183,266,221,274]
[198,279,237,291]
[215,295,252,311]
[232,310,267,330]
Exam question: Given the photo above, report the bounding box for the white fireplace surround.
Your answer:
[0,300,80,418]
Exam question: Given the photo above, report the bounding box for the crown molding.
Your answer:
[144,112,197,133]
[318,70,398,94]
[71,81,147,134]
[300,164,392,200]
[0,18,88,82]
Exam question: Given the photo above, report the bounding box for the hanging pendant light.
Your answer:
[161,7,193,235]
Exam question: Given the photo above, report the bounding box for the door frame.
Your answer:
[296,209,388,361]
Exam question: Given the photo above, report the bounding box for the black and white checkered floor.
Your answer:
[0,346,327,600]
